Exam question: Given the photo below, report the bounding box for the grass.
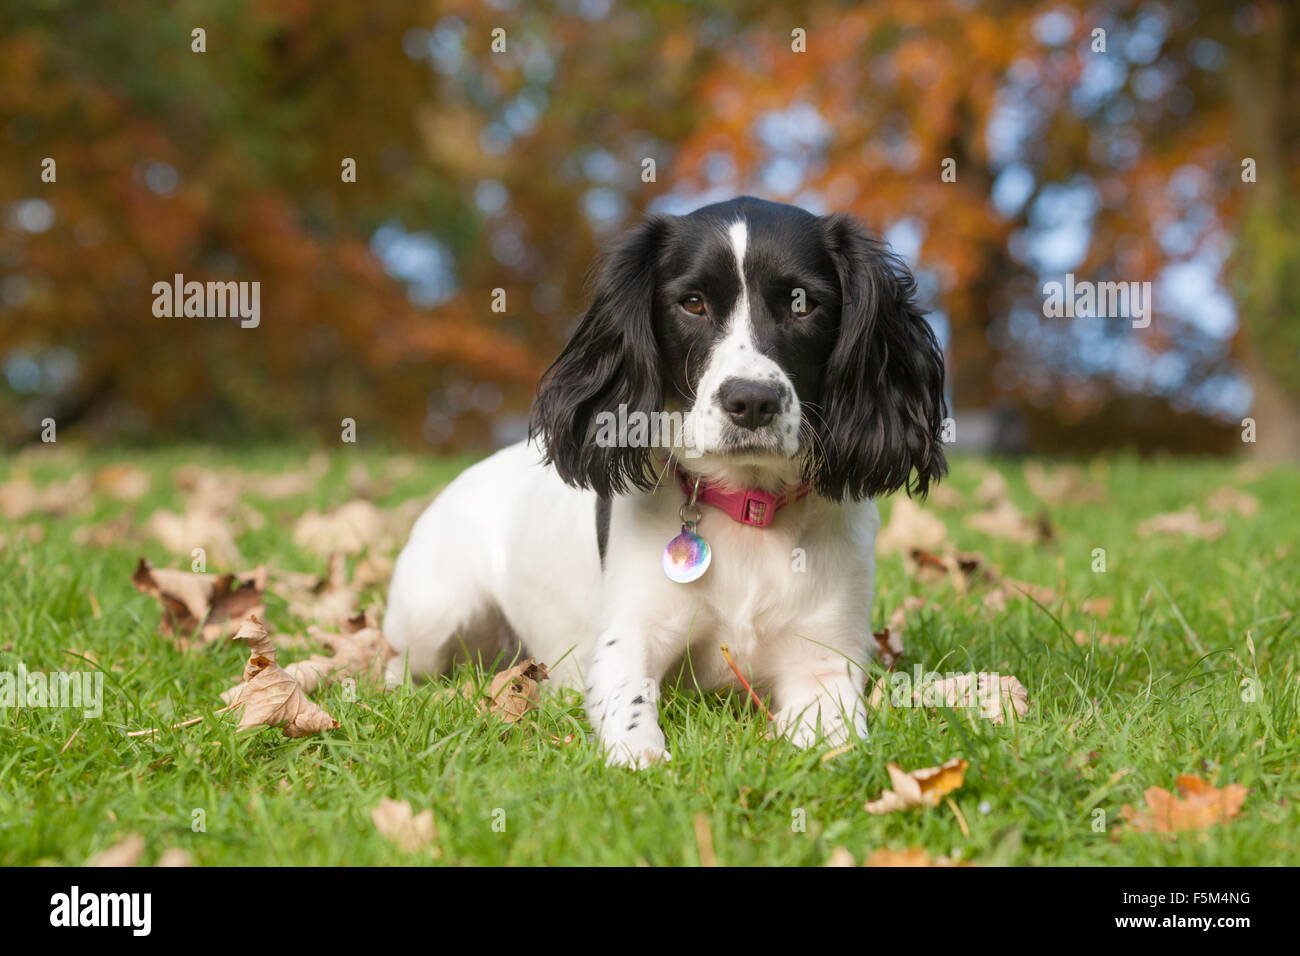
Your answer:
[1,444,1298,866]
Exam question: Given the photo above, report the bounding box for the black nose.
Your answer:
[718,378,782,431]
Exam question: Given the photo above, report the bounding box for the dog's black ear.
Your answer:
[810,214,948,500]
[529,216,669,497]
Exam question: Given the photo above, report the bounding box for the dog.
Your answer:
[384,196,947,768]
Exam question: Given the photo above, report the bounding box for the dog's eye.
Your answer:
[790,296,819,318]
[679,295,707,317]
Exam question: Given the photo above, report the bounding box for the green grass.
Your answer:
[2,444,1298,866]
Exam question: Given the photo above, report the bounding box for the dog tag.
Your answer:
[663,525,711,583]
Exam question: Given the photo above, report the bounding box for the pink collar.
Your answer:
[676,468,811,528]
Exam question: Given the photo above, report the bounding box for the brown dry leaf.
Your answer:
[865,846,972,867]
[1074,629,1129,648]
[281,625,395,695]
[155,848,193,867]
[908,548,991,591]
[221,616,339,737]
[983,578,1058,613]
[246,453,329,500]
[876,498,947,555]
[294,499,396,556]
[1137,509,1226,541]
[927,483,966,509]
[0,473,92,520]
[865,759,970,814]
[73,513,137,548]
[275,552,361,628]
[353,552,394,590]
[146,507,241,567]
[348,462,394,499]
[965,500,1041,544]
[1121,775,1247,833]
[131,558,267,649]
[1205,486,1259,518]
[1080,597,1114,618]
[931,673,1029,724]
[476,659,550,723]
[88,833,146,867]
[0,522,45,551]
[973,470,1010,507]
[371,797,438,854]
[887,595,928,633]
[871,627,904,668]
[825,847,856,867]
[1024,462,1106,506]
[870,672,1029,724]
[94,464,151,502]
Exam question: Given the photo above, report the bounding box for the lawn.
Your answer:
[1,444,1297,866]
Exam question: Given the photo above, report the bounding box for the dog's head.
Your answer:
[530,196,947,500]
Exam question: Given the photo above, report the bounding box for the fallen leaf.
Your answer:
[348,462,392,499]
[1080,597,1114,618]
[983,578,1057,612]
[965,500,1041,544]
[908,549,991,591]
[88,833,146,867]
[1137,509,1226,541]
[1205,486,1259,518]
[876,498,947,555]
[865,759,970,814]
[825,847,856,866]
[973,470,1010,506]
[865,846,971,867]
[1074,629,1129,648]
[131,558,267,649]
[887,595,928,633]
[1024,462,1106,506]
[280,625,395,695]
[353,552,394,590]
[870,672,1030,724]
[220,615,339,737]
[0,473,91,520]
[294,499,396,556]
[146,507,242,567]
[275,553,360,628]
[927,484,966,509]
[1121,775,1247,833]
[477,659,550,723]
[94,464,151,502]
[371,797,438,854]
[155,848,193,867]
[0,522,45,551]
[73,513,137,548]
[872,627,904,668]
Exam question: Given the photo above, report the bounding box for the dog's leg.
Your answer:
[584,627,672,769]
[771,653,869,749]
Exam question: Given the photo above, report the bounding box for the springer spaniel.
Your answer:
[384,196,947,767]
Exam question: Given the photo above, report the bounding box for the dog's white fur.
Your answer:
[385,221,878,768]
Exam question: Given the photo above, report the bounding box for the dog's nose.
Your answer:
[718,378,782,431]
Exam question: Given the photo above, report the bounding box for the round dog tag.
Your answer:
[663,525,711,583]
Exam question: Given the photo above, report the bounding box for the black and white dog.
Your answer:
[385,196,947,767]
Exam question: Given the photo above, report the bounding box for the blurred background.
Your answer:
[2,0,1297,460]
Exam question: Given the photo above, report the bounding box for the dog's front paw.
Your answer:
[774,702,867,749]
[601,726,672,769]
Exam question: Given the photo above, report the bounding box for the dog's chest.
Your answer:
[666,515,861,687]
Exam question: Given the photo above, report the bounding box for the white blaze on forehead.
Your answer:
[724,219,752,343]
[727,219,747,279]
